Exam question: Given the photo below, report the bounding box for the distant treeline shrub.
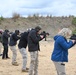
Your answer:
[72,17,76,26]
[72,29,76,34]
[27,14,39,21]
[0,16,4,21]
[12,13,20,21]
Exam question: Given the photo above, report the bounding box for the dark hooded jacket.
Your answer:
[9,33,20,46]
[2,30,10,45]
[28,29,42,52]
[18,32,28,49]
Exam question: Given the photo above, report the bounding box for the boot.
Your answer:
[12,62,19,66]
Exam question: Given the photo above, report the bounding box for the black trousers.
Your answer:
[2,44,8,59]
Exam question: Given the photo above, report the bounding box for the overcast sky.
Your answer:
[0,0,76,18]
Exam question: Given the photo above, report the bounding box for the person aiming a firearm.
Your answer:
[28,26,45,75]
[18,31,29,72]
[9,30,20,66]
[2,29,10,59]
[51,28,76,75]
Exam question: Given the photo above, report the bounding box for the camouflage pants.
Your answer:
[29,51,38,75]
[53,61,66,75]
[19,48,27,70]
[10,46,17,64]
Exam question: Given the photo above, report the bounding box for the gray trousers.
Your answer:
[19,48,27,70]
[10,46,17,63]
[53,61,66,75]
[0,43,3,54]
[29,51,38,75]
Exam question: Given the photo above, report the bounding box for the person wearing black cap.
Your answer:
[1,29,10,59]
[28,26,44,75]
[9,30,20,66]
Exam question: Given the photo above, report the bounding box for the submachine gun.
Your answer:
[40,31,49,41]
[70,34,76,44]
[70,34,76,40]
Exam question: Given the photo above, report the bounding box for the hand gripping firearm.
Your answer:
[70,34,76,44]
[40,31,49,41]
[70,34,76,40]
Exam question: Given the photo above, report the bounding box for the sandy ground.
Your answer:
[0,40,76,75]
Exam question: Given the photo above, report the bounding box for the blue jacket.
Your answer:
[51,35,73,62]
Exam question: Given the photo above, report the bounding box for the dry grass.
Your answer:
[0,41,76,75]
[0,17,75,37]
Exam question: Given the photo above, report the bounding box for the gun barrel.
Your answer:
[70,34,76,40]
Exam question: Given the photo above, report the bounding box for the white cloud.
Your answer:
[0,0,76,17]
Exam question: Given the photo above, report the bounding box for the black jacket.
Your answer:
[18,32,28,49]
[28,29,42,52]
[2,32,10,45]
[9,33,20,46]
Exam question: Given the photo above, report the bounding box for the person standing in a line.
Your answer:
[28,26,44,75]
[0,30,3,56]
[18,31,29,72]
[9,30,20,66]
[51,28,76,75]
[2,29,10,59]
